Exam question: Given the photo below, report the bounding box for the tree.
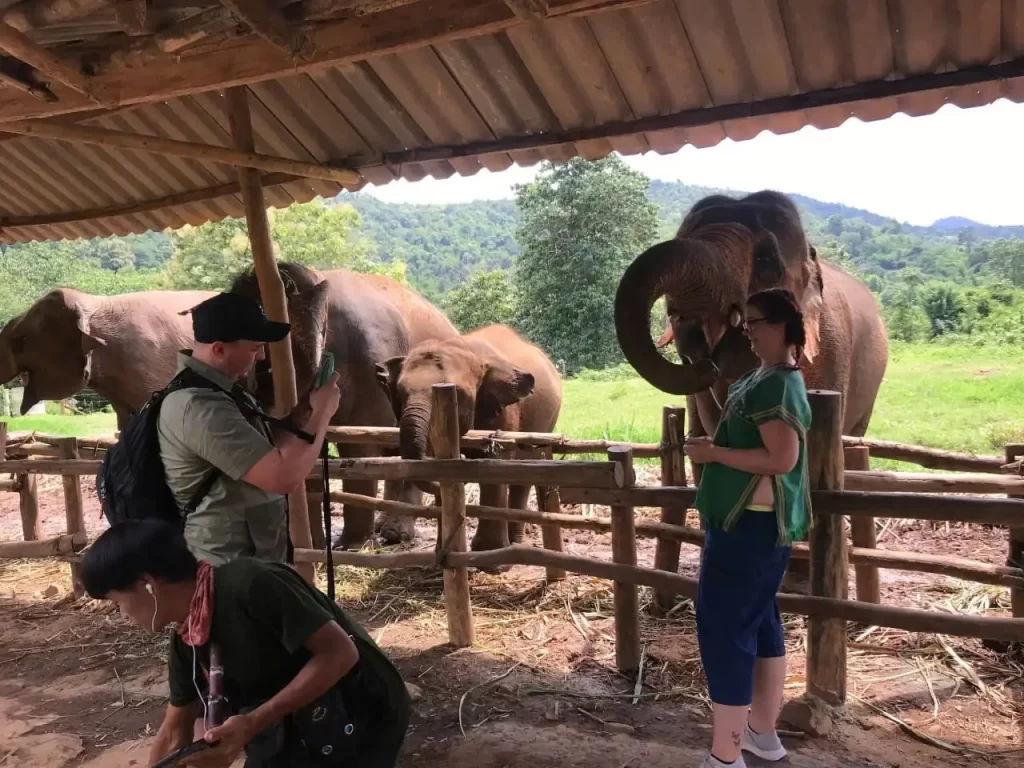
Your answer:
[443,269,517,333]
[920,282,965,337]
[163,200,405,291]
[512,156,658,375]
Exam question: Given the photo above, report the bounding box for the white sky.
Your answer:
[362,98,1024,227]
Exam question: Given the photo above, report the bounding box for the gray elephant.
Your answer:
[229,262,461,549]
[0,288,217,428]
[614,190,888,445]
[375,324,563,557]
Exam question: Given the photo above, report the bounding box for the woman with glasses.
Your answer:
[683,288,812,768]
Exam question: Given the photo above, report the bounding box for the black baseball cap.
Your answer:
[185,292,291,344]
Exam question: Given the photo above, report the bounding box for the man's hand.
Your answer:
[309,372,341,418]
[184,714,255,767]
[683,436,717,465]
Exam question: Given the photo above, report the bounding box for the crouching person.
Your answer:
[81,520,412,768]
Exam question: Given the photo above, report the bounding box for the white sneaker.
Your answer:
[700,753,748,768]
[740,723,788,761]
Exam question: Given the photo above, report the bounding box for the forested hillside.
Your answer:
[3,162,1023,355]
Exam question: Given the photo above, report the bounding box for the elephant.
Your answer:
[0,288,218,428]
[613,190,889,591]
[229,262,461,549]
[374,323,563,557]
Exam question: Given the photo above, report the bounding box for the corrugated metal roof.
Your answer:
[1,0,1023,243]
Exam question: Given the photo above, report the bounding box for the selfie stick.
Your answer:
[152,644,226,768]
[316,352,337,602]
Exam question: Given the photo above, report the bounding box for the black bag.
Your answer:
[96,367,312,531]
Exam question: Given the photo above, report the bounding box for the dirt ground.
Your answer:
[0,469,1022,767]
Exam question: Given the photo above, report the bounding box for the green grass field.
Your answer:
[4,344,1022,463]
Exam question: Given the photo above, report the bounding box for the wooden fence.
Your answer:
[1,387,1023,711]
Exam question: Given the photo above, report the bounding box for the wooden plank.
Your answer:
[0,22,114,105]
[431,383,473,647]
[292,543,1024,642]
[806,391,847,706]
[1,0,107,30]
[609,446,639,674]
[504,0,547,20]
[18,473,41,541]
[845,446,880,604]
[845,469,1024,494]
[536,446,565,582]
[0,532,87,559]
[58,438,85,596]
[0,119,361,186]
[226,85,315,583]
[324,457,624,489]
[652,405,686,612]
[842,436,1005,473]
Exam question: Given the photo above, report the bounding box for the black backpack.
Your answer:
[96,368,305,530]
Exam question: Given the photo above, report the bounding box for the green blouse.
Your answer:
[693,364,812,546]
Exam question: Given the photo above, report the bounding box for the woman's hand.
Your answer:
[186,714,255,767]
[683,436,718,464]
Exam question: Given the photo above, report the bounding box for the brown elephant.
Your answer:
[375,324,563,555]
[229,262,460,549]
[0,288,218,428]
[614,190,888,449]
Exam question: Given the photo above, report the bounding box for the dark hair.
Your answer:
[81,520,198,599]
[746,288,806,364]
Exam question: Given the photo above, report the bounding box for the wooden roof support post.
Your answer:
[225,85,315,584]
[0,22,114,106]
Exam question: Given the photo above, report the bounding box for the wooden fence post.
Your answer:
[19,472,40,542]
[430,383,474,648]
[845,446,880,604]
[537,446,566,582]
[609,445,640,675]
[653,406,687,612]
[59,438,86,597]
[806,390,847,705]
[1006,443,1024,619]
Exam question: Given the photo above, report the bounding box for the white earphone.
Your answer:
[145,583,154,595]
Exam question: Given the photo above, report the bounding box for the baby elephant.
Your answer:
[375,324,563,553]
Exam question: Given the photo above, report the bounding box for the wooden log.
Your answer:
[323,457,624,489]
[293,547,436,569]
[306,477,327,551]
[58,438,86,596]
[292,543,1024,642]
[0,458,102,474]
[1007,443,1024,619]
[537,446,565,582]
[609,446,640,674]
[653,406,687,612]
[563,486,1024,528]
[0,532,87,559]
[1,0,107,31]
[18,473,40,541]
[0,22,114,105]
[227,85,315,583]
[0,67,56,102]
[845,446,880,604]
[0,118,362,186]
[841,437,1005,473]
[431,383,473,648]
[9,442,61,457]
[845,470,1024,494]
[0,171,301,230]
[806,390,847,706]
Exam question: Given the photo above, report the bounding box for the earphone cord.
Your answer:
[149,586,209,730]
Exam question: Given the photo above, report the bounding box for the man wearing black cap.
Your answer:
[157,292,340,565]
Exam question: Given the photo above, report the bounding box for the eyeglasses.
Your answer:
[742,317,768,333]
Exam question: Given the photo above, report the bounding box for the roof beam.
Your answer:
[503,0,547,21]
[0,119,362,185]
[114,0,152,36]
[0,0,624,123]
[0,22,115,106]
[219,0,315,60]
[0,62,57,101]
[0,0,107,31]
[0,171,305,231]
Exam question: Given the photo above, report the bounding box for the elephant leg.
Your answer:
[506,485,530,544]
[378,480,420,544]
[338,478,378,550]
[471,484,511,573]
[307,480,327,551]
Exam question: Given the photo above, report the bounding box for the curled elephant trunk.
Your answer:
[398,393,442,498]
[614,238,724,395]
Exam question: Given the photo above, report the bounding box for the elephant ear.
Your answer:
[799,246,824,365]
[480,357,535,409]
[748,230,787,293]
[375,355,406,418]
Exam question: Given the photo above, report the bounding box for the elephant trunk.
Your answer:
[0,317,23,386]
[398,392,442,498]
[614,239,726,395]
